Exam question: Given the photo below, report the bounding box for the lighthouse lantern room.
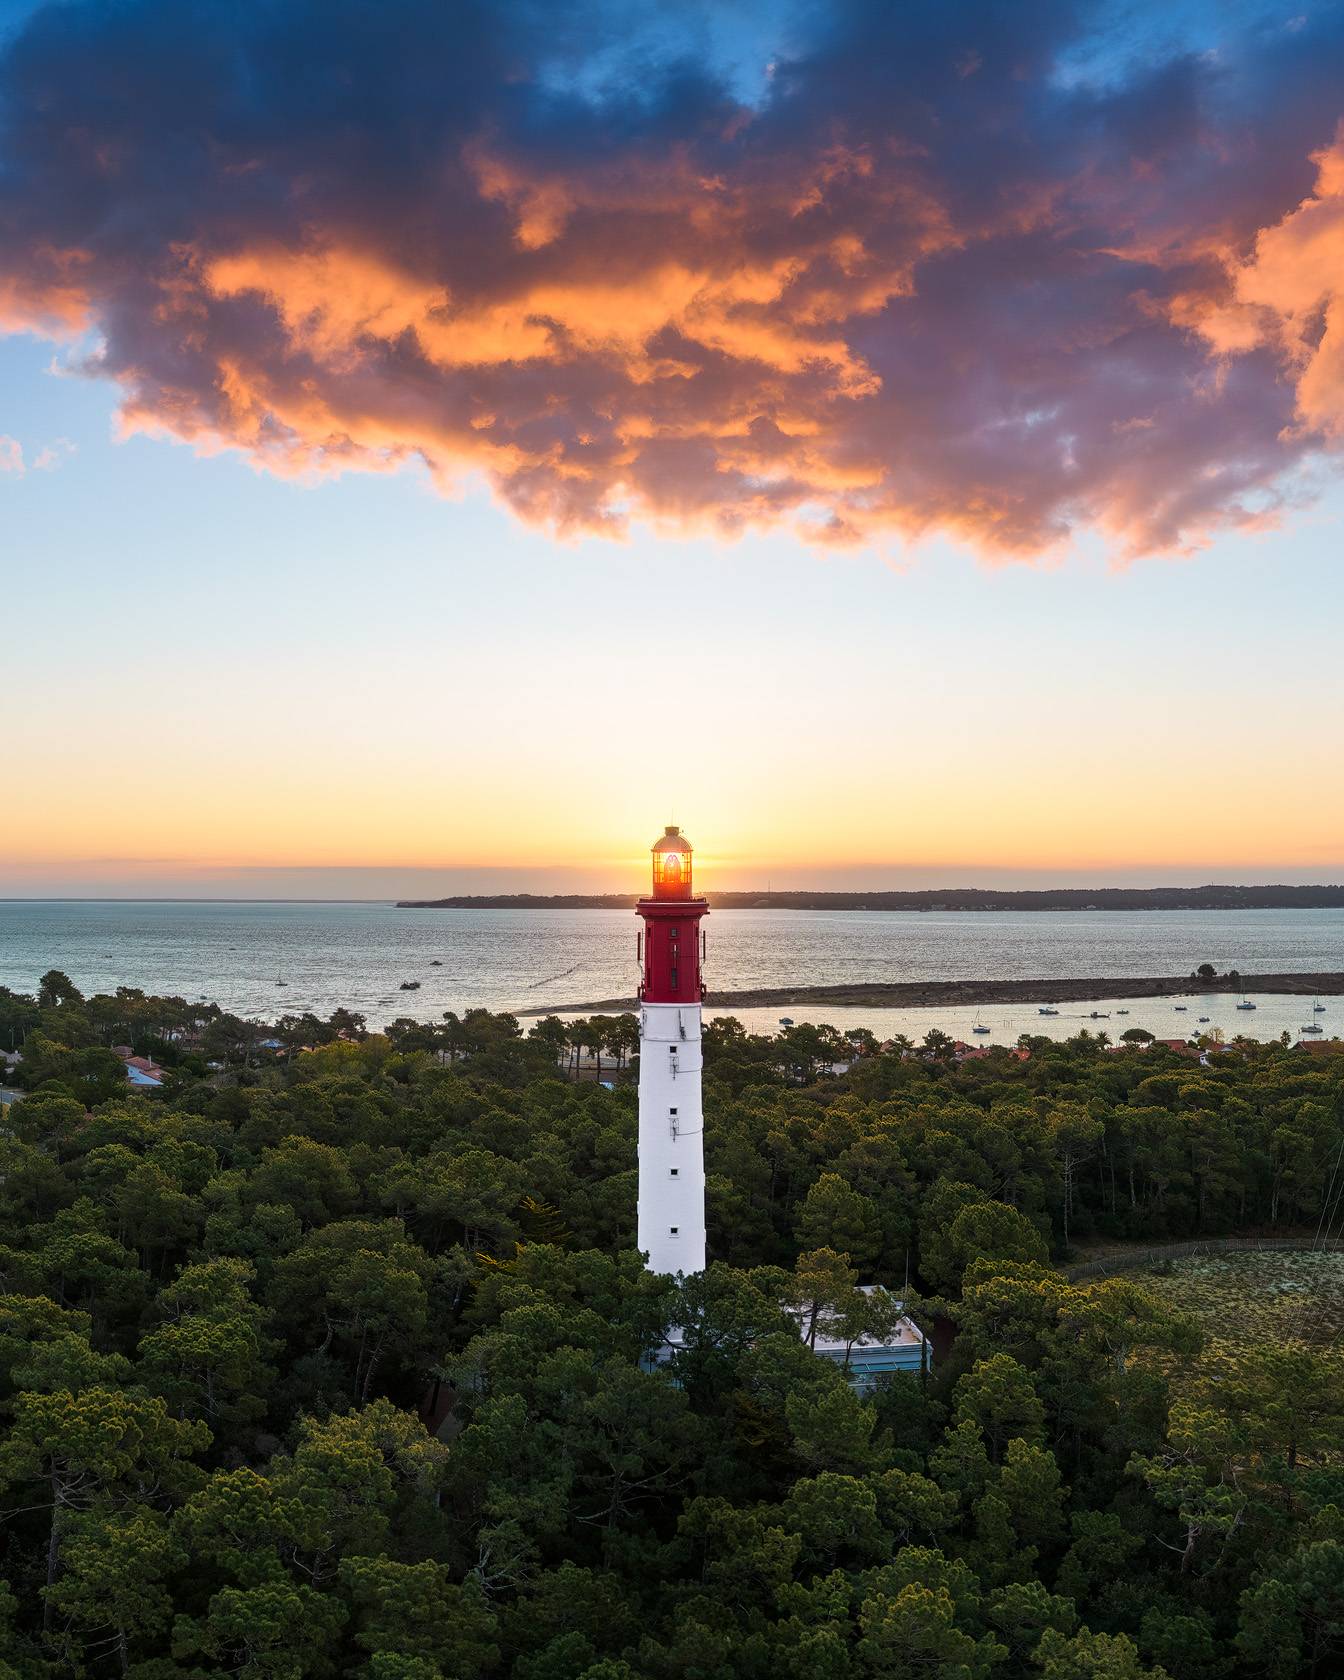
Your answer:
[636,826,708,1275]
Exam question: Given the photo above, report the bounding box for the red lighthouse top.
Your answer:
[651,826,693,899]
[638,825,708,1003]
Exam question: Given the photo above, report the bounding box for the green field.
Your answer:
[1131,1249,1344,1354]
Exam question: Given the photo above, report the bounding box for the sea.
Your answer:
[2,901,1343,1046]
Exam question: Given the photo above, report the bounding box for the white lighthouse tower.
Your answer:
[636,826,709,1276]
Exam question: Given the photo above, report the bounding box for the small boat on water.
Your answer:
[1198,1016,1210,1023]
[1236,998,1257,1011]
[1089,1011,1109,1019]
[1314,1000,1327,1013]
[275,978,287,987]
[1303,1022,1324,1034]
[1038,1006,1059,1016]
[399,980,422,991]
[1174,1005,1188,1012]
[972,1024,991,1035]
[1116,1009,1129,1015]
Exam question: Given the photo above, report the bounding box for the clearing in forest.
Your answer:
[1132,1250,1344,1367]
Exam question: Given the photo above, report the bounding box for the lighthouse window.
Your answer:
[669,967,678,988]
[669,1226,679,1235]
[669,1106,678,1115]
[669,1168,679,1177]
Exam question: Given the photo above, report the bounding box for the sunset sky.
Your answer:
[4,0,1344,896]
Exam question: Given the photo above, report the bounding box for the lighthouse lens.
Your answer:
[654,847,690,894]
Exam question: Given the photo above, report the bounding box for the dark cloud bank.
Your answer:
[3,0,1344,557]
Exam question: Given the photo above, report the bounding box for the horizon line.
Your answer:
[5,881,1344,905]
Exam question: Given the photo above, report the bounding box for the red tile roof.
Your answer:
[124,1055,166,1078]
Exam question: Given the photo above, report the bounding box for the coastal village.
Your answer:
[5,1007,1341,1108]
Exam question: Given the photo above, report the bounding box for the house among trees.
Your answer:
[792,1284,930,1394]
[112,1044,167,1087]
[1151,1037,1201,1058]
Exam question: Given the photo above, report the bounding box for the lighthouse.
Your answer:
[636,826,709,1275]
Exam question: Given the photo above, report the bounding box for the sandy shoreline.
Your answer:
[516,971,1344,1016]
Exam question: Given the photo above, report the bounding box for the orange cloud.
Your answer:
[0,246,90,337]
[1195,131,1344,438]
[2,0,1343,558]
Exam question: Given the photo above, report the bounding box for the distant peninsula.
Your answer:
[398,884,1344,911]
[518,971,1344,1015]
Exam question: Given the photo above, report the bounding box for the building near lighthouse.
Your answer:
[636,826,708,1277]
[790,1286,930,1392]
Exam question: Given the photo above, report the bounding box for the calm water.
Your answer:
[2,901,1342,1044]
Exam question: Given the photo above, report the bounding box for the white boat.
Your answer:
[1088,1011,1109,1019]
[1303,1023,1323,1034]
[972,1024,991,1035]
[1038,1006,1059,1016]
[1116,1009,1129,1015]
[1236,998,1256,1011]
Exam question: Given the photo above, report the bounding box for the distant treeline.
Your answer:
[399,883,1344,910]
